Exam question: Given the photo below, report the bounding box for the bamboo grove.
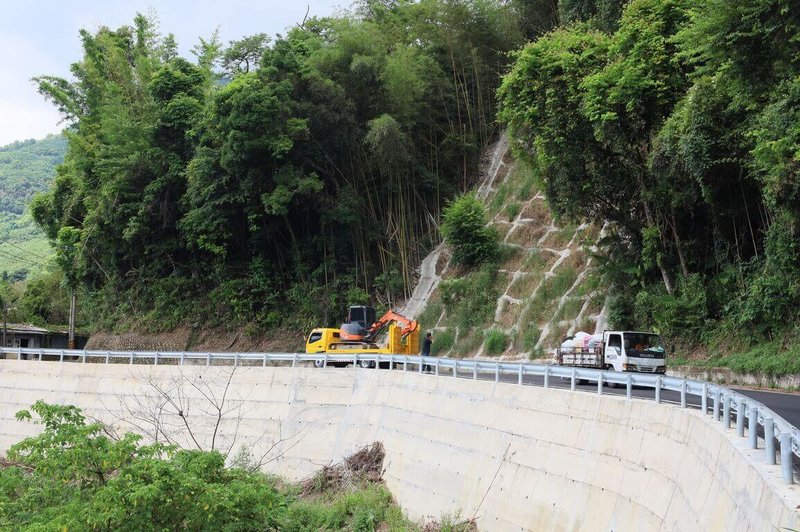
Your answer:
[31,1,530,330]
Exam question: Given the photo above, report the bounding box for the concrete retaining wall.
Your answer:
[0,359,797,531]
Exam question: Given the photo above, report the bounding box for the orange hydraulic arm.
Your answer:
[365,310,419,341]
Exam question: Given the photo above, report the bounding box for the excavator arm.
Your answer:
[365,310,419,341]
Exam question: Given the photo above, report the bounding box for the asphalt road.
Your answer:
[433,366,800,429]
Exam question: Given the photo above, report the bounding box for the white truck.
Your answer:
[556,330,667,374]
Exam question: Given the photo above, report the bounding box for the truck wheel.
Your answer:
[313,359,325,368]
[359,360,374,369]
[605,365,618,387]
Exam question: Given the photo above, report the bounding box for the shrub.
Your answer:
[484,329,509,355]
[431,328,455,353]
[506,201,521,221]
[441,194,498,267]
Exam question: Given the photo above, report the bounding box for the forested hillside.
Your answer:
[499,0,800,372]
[0,135,64,279]
[26,0,800,373]
[30,2,539,333]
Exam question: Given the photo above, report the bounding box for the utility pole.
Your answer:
[68,291,76,349]
[2,300,7,350]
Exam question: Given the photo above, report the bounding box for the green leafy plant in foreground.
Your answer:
[0,401,425,531]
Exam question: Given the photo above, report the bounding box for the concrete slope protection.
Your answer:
[0,360,797,531]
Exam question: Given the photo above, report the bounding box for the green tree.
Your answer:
[441,195,497,267]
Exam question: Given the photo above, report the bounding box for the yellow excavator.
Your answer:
[305,305,420,368]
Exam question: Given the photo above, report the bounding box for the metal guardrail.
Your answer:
[1,346,797,484]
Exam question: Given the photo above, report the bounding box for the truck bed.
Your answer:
[556,346,604,368]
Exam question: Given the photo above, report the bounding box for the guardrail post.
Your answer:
[701,383,708,415]
[38,349,43,361]
[723,394,731,429]
[206,353,210,367]
[495,363,499,383]
[105,351,110,364]
[780,433,794,484]
[472,362,477,380]
[713,389,720,420]
[543,366,550,388]
[517,364,523,385]
[749,406,758,449]
[626,374,632,400]
[571,368,576,391]
[180,352,185,366]
[736,399,746,437]
[655,377,661,404]
[292,353,297,368]
[323,354,328,368]
[130,352,135,365]
[263,353,268,367]
[419,357,424,373]
[82,350,87,364]
[680,380,687,408]
[59,350,64,363]
[765,417,776,465]
[452,360,457,378]
[234,353,239,368]
[154,352,159,366]
[435,359,439,376]
[597,371,603,395]
[403,357,408,372]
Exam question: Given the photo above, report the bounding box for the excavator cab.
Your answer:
[347,306,377,329]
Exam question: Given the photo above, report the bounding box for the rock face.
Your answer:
[411,134,608,360]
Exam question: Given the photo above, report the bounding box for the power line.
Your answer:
[0,247,45,268]
[4,241,51,261]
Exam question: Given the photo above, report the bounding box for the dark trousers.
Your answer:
[422,353,431,372]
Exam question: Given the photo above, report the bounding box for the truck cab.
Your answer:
[603,331,666,373]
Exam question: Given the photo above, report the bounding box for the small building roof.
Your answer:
[3,323,50,335]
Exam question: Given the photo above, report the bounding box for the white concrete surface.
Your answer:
[0,359,797,531]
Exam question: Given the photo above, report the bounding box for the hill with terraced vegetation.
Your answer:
[413,135,607,360]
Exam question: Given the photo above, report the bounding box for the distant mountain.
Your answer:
[0,134,67,215]
[0,134,65,279]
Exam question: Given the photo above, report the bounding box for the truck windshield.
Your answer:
[624,333,665,359]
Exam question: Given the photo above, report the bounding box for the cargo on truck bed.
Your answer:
[556,330,667,374]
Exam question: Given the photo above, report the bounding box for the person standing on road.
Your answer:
[422,332,432,372]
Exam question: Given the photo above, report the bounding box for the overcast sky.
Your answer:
[0,0,342,146]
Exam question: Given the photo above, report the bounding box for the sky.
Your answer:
[0,0,342,146]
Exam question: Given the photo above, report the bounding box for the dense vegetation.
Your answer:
[499,0,800,365]
[29,1,541,333]
[0,401,438,531]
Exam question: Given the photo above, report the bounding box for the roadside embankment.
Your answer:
[0,360,797,531]
[669,365,800,391]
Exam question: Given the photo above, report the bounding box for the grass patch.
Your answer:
[489,181,510,217]
[505,201,521,221]
[431,327,455,354]
[553,296,585,323]
[715,339,800,376]
[507,273,541,300]
[484,329,509,355]
[521,266,579,329]
[417,299,443,331]
[541,224,576,249]
[439,265,500,331]
[285,484,411,531]
[454,328,484,357]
